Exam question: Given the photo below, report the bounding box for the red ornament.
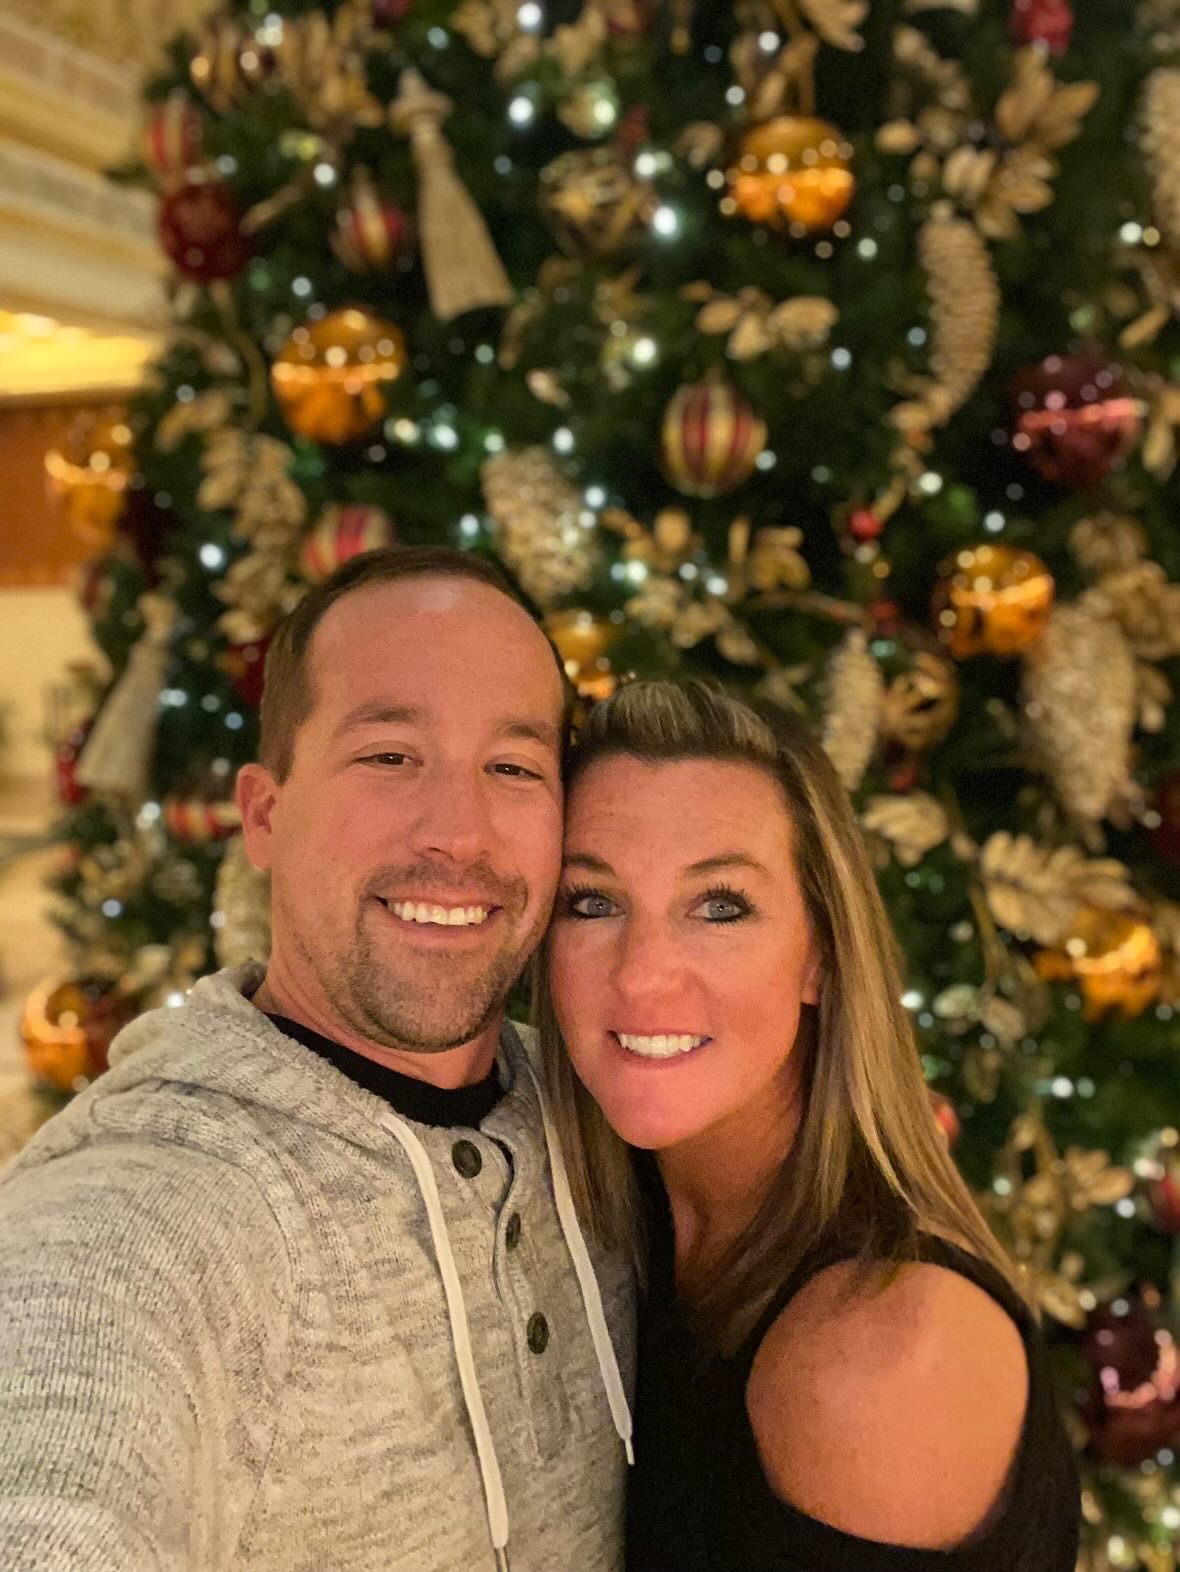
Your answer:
[1010,0,1074,54]
[223,635,271,709]
[888,759,923,793]
[603,0,650,34]
[661,377,767,499]
[617,104,650,156]
[333,170,411,274]
[1009,354,1141,491]
[372,0,413,24]
[848,507,883,543]
[1148,1153,1180,1235]
[1149,771,1180,864]
[159,175,252,282]
[299,504,398,584]
[163,790,242,845]
[142,93,203,185]
[929,1091,961,1150]
[1078,1302,1180,1465]
[55,719,92,808]
[869,599,904,636]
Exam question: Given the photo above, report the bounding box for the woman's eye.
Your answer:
[694,893,750,923]
[564,889,618,919]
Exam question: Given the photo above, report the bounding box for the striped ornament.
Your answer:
[299,504,398,584]
[189,19,275,113]
[142,93,202,184]
[163,794,242,844]
[660,378,767,499]
[333,172,410,274]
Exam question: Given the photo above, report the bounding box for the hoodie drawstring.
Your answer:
[520,1059,635,1466]
[379,1112,511,1572]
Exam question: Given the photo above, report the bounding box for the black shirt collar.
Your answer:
[264,1013,504,1129]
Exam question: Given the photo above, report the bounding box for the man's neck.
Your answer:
[251,975,502,1091]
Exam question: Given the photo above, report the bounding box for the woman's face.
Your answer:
[549,754,821,1153]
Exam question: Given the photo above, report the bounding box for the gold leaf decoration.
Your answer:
[1069,513,1148,576]
[979,831,1136,946]
[795,0,868,52]
[861,792,950,867]
[1088,562,1180,663]
[197,430,308,544]
[156,389,238,454]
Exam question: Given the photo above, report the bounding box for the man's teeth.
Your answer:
[386,900,490,927]
[616,1032,708,1059]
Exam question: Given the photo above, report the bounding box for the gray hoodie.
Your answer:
[0,965,635,1571]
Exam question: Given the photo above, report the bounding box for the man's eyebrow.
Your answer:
[499,718,561,752]
[332,702,424,739]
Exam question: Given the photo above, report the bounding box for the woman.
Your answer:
[536,680,1079,1572]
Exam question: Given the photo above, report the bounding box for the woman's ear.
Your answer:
[801,946,821,1007]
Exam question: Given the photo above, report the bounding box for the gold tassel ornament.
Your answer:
[389,69,512,321]
[76,594,178,801]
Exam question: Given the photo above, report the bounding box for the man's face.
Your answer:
[240,576,564,1054]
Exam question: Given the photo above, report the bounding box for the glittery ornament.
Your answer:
[271,308,408,444]
[189,17,277,112]
[481,447,600,609]
[1035,907,1162,1021]
[1078,1301,1180,1465]
[141,93,203,184]
[821,628,883,792]
[214,835,272,969]
[162,786,242,844]
[660,377,767,499]
[1148,1150,1180,1235]
[1010,0,1074,54]
[1009,354,1141,491]
[299,504,397,583]
[222,635,271,709]
[930,1092,961,1149]
[21,977,133,1094]
[727,116,855,233]
[158,175,252,282]
[848,507,882,543]
[931,544,1054,660]
[539,146,657,258]
[878,630,960,753]
[1022,602,1136,824]
[332,169,411,273]
[545,609,618,700]
[44,411,134,551]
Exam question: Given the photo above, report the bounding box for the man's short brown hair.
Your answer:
[258,545,572,781]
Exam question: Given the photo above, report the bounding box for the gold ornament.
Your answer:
[481,446,601,609]
[76,594,177,800]
[214,834,272,969]
[21,977,134,1094]
[539,146,657,258]
[271,308,408,444]
[1141,69,1180,252]
[931,544,1054,660]
[1023,603,1136,825]
[727,116,855,233]
[660,377,767,499]
[821,628,883,792]
[1036,906,1163,1021]
[45,411,134,550]
[879,634,960,752]
[544,609,618,700]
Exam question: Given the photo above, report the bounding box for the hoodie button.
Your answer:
[527,1312,549,1355]
[452,1140,482,1179]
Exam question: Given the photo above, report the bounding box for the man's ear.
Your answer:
[236,763,281,871]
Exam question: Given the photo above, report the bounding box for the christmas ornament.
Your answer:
[539,146,657,258]
[878,630,960,754]
[1141,69,1180,254]
[222,635,271,709]
[481,447,600,609]
[660,377,767,499]
[1022,603,1136,824]
[332,169,411,273]
[76,593,177,800]
[389,69,511,320]
[271,308,408,445]
[141,93,203,184]
[930,1091,961,1149]
[893,216,1000,434]
[21,977,133,1094]
[55,718,92,809]
[189,17,277,112]
[214,835,272,969]
[163,786,242,844]
[1150,771,1180,864]
[931,544,1055,660]
[1148,1150,1180,1235]
[1010,0,1074,53]
[727,116,855,234]
[821,629,883,793]
[1009,354,1142,491]
[299,504,397,583]
[544,610,618,701]
[373,0,413,25]
[44,411,134,551]
[158,175,252,283]
[1035,906,1162,1021]
[848,507,883,543]
[1079,1301,1180,1466]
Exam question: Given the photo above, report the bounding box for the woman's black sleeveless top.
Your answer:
[626,1162,1080,1572]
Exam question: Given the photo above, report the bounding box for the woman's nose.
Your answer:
[610,917,684,999]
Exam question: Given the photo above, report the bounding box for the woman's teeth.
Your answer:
[616,1032,709,1059]
[386,901,490,927]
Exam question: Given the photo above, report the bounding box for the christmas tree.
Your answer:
[25,1,1180,1563]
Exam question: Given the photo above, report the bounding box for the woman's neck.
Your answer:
[656,1061,804,1296]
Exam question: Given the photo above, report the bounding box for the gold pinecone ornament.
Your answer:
[481,447,601,609]
[1022,602,1137,825]
[820,629,883,792]
[1141,68,1180,251]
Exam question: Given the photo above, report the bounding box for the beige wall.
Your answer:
[0,585,100,796]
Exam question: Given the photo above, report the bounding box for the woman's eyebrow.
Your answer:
[562,852,616,875]
[682,852,767,877]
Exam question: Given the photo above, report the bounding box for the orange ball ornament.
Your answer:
[727,115,855,234]
[44,412,135,551]
[544,609,618,700]
[21,977,134,1093]
[931,544,1054,660]
[271,308,408,445]
[1035,906,1162,1022]
[661,377,767,499]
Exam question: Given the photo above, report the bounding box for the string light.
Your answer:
[517,1,543,28]
[652,206,680,237]
[585,484,607,507]
[508,96,536,127]
[101,899,123,918]
[630,336,658,366]
[199,543,226,570]
[552,427,575,453]
[984,510,1006,533]
[313,162,337,187]
[831,347,852,370]
[426,26,449,47]
[225,712,245,730]
[458,514,481,540]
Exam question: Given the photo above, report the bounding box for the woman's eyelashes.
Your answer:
[559,882,756,924]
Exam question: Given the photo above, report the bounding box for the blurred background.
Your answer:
[0,1,1179,1566]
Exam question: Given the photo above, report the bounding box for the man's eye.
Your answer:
[363,752,411,766]
[564,888,617,919]
[490,762,544,780]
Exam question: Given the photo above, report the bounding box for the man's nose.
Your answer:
[407,771,494,866]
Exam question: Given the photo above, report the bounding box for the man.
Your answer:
[0,547,634,1571]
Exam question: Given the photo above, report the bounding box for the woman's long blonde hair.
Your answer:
[535,679,1026,1354]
